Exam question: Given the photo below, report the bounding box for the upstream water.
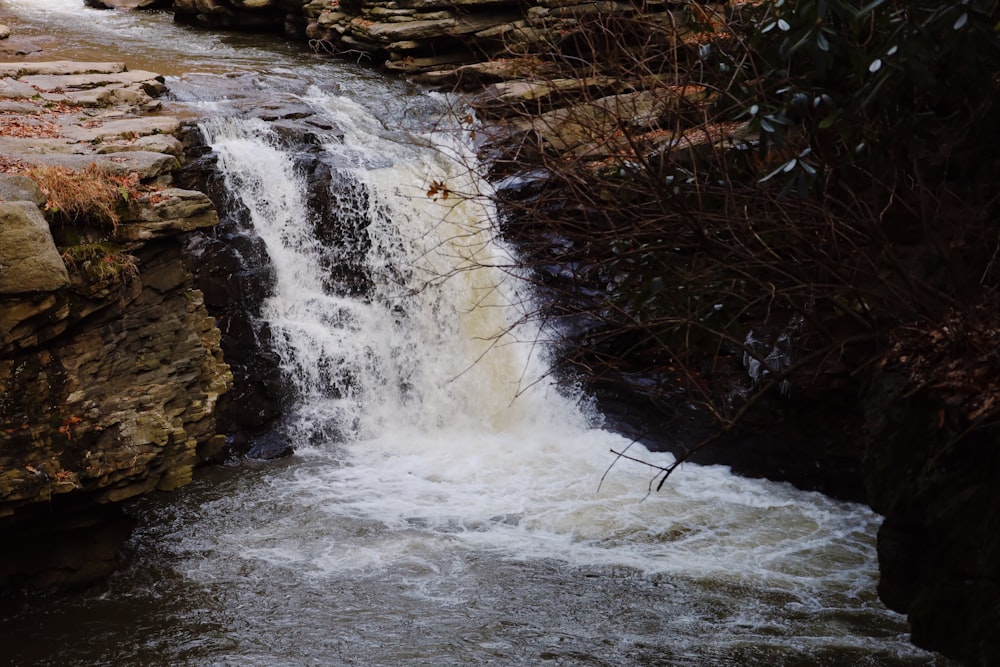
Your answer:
[0,2,947,665]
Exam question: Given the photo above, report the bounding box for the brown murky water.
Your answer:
[1,0,316,75]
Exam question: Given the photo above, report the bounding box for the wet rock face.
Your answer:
[864,371,1000,666]
[176,102,369,457]
[176,135,284,453]
[182,224,283,444]
[0,242,231,512]
[172,0,295,32]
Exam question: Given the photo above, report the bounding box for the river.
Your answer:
[0,1,948,665]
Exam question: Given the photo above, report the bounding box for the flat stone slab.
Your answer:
[0,37,44,57]
[23,151,178,179]
[0,100,42,114]
[0,77,38,99]
[0,136,89,156]
[0,62,181,183]
[59,116,181,143]
[96,134,184,157]
[19,70,163,93]
[0,61,127,78]
[118,188,220,241]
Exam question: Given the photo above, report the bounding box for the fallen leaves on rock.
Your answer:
[0,96,83,139]
[884,302,1000,424]
[0,115,59,138]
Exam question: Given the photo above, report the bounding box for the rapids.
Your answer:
[0,1,947,664]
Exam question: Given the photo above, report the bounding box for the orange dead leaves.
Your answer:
[57,415,83,441]
[0,116,60,139]
[427,179,450,200]
[0,96,81,139]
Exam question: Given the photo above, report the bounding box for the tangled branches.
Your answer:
[451,0,1000,487]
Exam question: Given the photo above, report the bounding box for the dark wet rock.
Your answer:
[173,0,289,32]
[863,370,1000,665]
[176,111,379,456]
[251,101,316,122]
[585,355,868,503]
[0,503,135,593]
[246,430,294,460]
[178,140,286,449]
[300,153,373,296]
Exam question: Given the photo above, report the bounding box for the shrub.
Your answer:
[59,242,138,288]
[463,0,1000,479]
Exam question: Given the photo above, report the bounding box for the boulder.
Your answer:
[173,0,287,30]
[864,370,1000,665]
[0,174,46,207]
[0,202,70,294]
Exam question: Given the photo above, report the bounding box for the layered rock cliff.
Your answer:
[174,0,691,78]
[0,61,231,589]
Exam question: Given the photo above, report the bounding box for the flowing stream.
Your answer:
[0,1,947,665]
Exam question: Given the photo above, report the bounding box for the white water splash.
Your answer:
[196,90,890,599]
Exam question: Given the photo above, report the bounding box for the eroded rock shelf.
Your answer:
[0,60,231,588]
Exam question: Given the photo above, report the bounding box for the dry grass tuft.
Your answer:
[25,163,141,229]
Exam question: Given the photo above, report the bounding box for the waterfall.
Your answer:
[194,87,884,582]
[200,98,578,448]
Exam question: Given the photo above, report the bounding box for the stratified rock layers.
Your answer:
[0,61,231,588]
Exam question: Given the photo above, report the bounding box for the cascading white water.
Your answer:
[196,87,904,628]
[201,105,557,443]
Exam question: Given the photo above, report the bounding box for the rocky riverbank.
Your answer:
[0,56,231,590]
